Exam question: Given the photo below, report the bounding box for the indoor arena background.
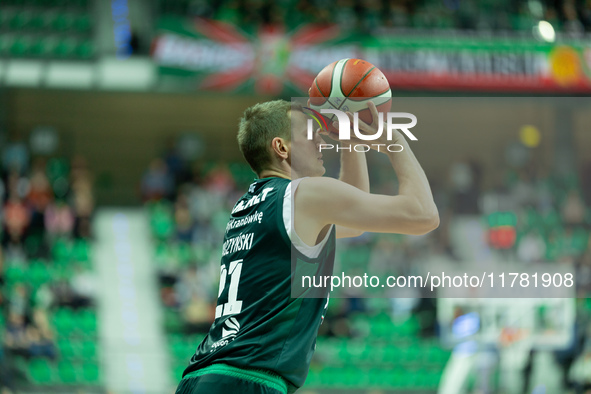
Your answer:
[0,0,590,393]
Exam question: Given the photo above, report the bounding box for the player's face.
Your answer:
[289,110,325,178]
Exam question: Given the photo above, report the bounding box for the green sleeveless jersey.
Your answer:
[183,177,336,391]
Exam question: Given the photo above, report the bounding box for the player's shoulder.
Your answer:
[297,176,342,190]
[295,176,347,203]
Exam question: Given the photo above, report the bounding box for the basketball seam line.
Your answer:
[345,66,376,98]
[315,79,325,98]
[339,58,350,97]
[347,86,391,101]
[333,66,379,121]
[328,60,338,98]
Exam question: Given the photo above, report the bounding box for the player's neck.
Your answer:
[258,168,292,180]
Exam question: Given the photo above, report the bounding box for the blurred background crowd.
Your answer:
[0,142,99,392]
[1,0,591,393]
[157,0,591,34]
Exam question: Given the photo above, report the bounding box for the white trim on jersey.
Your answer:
[283,179,333,259]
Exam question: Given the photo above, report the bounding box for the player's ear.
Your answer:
[270,137,289,160]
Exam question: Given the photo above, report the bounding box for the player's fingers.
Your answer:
[368,101,380,128]
[346,111,373,134]
[327,120,339,134]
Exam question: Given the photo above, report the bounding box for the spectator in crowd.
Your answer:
[174,193,194,243]
[44,200,75,238]
[0,142,97,390]
[3,195,30,249]
[562,190,586,227]
[158,0,591,33]
[141,158,174,202]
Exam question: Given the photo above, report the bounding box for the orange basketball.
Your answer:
[308,58,392,128]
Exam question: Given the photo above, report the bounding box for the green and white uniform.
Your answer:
[179,177,336,393]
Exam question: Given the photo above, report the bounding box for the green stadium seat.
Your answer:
[53,38,77,58]
[154,242,173,268]
[52,309,77,336]
[52,238,72,261]
[29,260,51,286]
[171,340,189,360]
[29,12,46,30]
[78,309,98,335]
[28,358,54,384]
[176,242,194,266]
[0,35,11,56]
[80,362,100,384]
[10,37,31,57]
[164,309,183,333]
[57,361,78,384]
[5,264,26,285]
[81,340,97,359]
[76,39,94,59]
[74,14,91,32]
[9,11,31,30]
[72,239,91,262]
[52,13,74,31]
[58,338,77,359]
[151,207,175,240]
[30,37,55,58]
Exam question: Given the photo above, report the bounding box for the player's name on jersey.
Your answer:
[226,211,264,233]
[231,187,274,214]
[222,232,255,256]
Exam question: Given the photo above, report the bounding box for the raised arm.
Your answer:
[294,110,439,243]
[333,138,370,239]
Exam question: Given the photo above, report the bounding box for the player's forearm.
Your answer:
[388,132,439,229]
[338,142,370,193]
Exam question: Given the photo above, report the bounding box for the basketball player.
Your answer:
[175,100,439,394]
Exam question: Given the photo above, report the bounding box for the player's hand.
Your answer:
[334,102,402,152]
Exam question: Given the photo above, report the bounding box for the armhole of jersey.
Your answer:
[283,178,333,259]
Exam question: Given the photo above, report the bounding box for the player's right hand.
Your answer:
[333,102,402,152]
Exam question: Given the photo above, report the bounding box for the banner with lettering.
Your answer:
[151,17,591,93]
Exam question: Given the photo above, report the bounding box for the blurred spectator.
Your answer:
[141,159,174,201]
[449,159,481,215]
[562,0,585,34]
[1,140,29,176]
[517,229,546,263]
[8,285,28,318]
[582,161,591,206]
[153,0,591,33]
[3,195,30,246]
[0,150,97,390]
[4,312,28,358]
[69,265,96,309]
[568,335,591,392]
[44,200,75,238]
[27,164,53,213]
[360,0,382,32]
[562,190,586,227]
[174,193,194,243]
[26,325,56,360]
[204,163,235,195]
[182,294,213,333]
[334,0,358,28]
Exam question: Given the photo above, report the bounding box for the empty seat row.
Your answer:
[0,10,92,32]
[0,35,95,59]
